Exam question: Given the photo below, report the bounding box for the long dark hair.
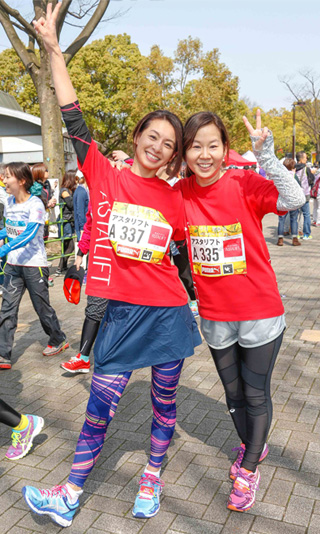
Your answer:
[183,112,230,177]
[132,110,183,179]
[6,162,33,191]
[61,170,77,193]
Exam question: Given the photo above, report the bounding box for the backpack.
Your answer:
[29,181,49,208]
[311,177,320,199]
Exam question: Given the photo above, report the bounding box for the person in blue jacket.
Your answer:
[0,162,68,369]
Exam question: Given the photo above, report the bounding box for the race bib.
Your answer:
[109,202,172,264]
[189,222,247,277]
[6,220,26,241]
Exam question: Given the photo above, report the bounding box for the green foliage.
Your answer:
[0,36,316,157]
[0,49,39,116]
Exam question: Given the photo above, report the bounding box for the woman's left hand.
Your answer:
[243,109,270,151]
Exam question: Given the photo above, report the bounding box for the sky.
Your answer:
[0,0,319,111]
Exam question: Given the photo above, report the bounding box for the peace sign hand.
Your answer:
[33,2,61,54]
[243,109,270,151]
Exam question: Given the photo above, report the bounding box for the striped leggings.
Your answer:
[68,359,184,487]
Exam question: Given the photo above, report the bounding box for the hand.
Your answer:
[112,150,130,162]
[243,109,270,151]
[75,255,83,271]
[0,240,3,248]
[47,198,57,208]
[109,160,130,171]
[33,2,61,54]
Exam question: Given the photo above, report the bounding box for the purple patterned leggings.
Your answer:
[68,360,184,487]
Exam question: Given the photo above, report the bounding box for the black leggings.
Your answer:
[0,398,21,428]
[209,332,283,472]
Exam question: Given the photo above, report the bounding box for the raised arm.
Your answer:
[33,3,76,106]
[243,110,305,211]
[33,3,92,166]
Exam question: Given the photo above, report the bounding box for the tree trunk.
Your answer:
[37,50,65,183]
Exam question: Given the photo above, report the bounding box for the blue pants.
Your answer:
[300,201,311,237]
[278,209,299,237]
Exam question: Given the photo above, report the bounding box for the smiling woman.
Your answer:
[0,162,67,370]
[21,2,202,528]
[177,109,306,514]
[132,111,182,179]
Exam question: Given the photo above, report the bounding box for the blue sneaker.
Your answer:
[22,484,79,527]
[132,473,164,518]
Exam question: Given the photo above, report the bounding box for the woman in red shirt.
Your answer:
[22,4,201,528]
[179,110,305,513]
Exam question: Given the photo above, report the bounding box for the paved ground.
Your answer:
[0,212,320,534]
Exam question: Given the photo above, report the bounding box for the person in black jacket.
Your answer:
[55,170,77,275]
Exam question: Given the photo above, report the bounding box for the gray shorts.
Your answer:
[201,314,286,349]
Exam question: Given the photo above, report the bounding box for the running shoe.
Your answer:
[230,443,269,480]
[22,484,79,527]
[303,235,313,240]
[61,353,90,374]
[54,268,67,277]
[132,473,164,518]
[0,356,11,369]
[227,467,260,512]
[6,415,44,460]
[43,339,69,356]
[48,277,54,287]
[189,300,199,318]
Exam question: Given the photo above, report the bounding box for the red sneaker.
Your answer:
[0,356,11,369]
[60,353,90,374]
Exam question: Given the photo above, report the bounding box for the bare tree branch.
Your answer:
[68,1,99,19]
[0,6,39,81]
[63,0,111,66]
[63,9,126,29]
[281,71,320,151]
[0,0,38,40]
[56,0,72,38]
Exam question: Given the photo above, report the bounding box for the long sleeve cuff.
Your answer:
[251,133,306,211]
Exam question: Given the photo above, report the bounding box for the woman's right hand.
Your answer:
[112,150,130,162]
[33,2,61,54]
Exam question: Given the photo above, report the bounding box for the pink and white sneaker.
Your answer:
[227,467,260,512]
[229,443,268,480]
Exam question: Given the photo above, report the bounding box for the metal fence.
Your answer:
[46,202,76,262]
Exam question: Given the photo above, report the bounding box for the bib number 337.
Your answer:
[109,201,173,264]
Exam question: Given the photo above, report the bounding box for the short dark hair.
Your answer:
[6,162,33,191]
[283,158,296,171]
[296,151,306,162]
[132,110,183,180]
[183,112,230,177]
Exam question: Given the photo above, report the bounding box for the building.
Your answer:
[0,91,76,167]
